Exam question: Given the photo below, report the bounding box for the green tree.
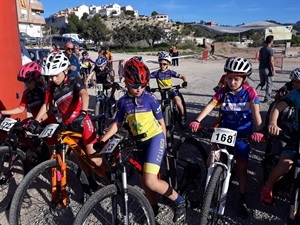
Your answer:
[113,26,135,48]
[85,15,109,44]
[151,11,158,16]
[66,13,80,33]
[137,24,165,47]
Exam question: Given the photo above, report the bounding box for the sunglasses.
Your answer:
[66,47,73,51]
[129,84,147,89]
[159,63,168,66]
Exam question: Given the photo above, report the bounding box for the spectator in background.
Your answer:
[172,46,179,66]
[103,46,113,71]
[63,41,80,77]
[210,41,215,56]
[256,35,276,103]
[74,45,81,59]
[97,49,104,59]
[50,44,60,53]
[169,46,173,57]
[118,59,125,82]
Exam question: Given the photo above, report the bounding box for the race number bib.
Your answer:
[0,118,17,131]
[100,138,121,154]
[39,123,59,138]
[210,128,237,147]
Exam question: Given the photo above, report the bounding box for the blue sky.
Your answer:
[40,0,299,26]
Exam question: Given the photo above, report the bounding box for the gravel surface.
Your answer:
[1,49,298,225]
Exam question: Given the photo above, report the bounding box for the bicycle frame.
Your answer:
[206,147,234,215]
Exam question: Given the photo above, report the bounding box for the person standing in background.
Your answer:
[172,46,179,66]
[103,46,113,71]
[210,41,215,56]
[256,35,276,103]
[63,41,80,77]
[73,45,81,59]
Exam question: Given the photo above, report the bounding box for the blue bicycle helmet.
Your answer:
[158,52,172,64]
[95,57,108,67]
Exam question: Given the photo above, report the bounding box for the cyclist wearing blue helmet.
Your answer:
[87,57,116,99]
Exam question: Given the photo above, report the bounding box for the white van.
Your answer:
[62,33,84,43]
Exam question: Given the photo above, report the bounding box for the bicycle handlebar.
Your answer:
[149,83,186,93]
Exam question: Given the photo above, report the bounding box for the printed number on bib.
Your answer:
[211,128,237,147]
[39,123,59,138]
[100,138,121,154]
[0,118,18,131]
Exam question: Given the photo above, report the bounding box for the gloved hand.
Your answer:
[213,86,220,93]
[93,141,107,152]
[250,132,265,142]
[189,120,201,132]
[182,82,188,88]
[25,120,40,134]
[70,111,87,133]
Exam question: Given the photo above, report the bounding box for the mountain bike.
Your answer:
[150,85,207,208]
[0,117,50,210]
[73,129,155,225]
[94,83,121,134]
[9,116,109,225]
[199,126,245,225]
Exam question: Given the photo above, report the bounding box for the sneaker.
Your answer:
[237,198,251,218]
[173,200,186,223]
[260,185,273,205]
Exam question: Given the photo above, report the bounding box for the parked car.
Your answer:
[19,32,38,45]
[49,36,85,50]
[27,48,50,65]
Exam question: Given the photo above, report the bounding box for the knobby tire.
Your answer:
[73,184,155,225]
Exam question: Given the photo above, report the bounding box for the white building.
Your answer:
[99,4,121,16]
[89,5,103,15]
[152,14,168,22]
[72,4,89,19]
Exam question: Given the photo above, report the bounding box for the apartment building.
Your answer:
[16,0,45,38]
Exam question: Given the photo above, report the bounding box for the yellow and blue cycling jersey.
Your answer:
[150,69,180,89]
[114,91,163,141]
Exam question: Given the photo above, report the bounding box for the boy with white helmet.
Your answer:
[190,57,263,218]
[28,52,104,189]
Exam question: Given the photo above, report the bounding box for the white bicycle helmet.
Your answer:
[42,52,70,76]
[158,52,172,64]
[224,57,252,77]
[290,68,300,81]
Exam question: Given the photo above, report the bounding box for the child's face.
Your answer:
[159,60,169,70]
[98,65,106,71]
[126,83,146,97]
[24,80,36,90]
[49,70,66,85]
[225,74,245,91]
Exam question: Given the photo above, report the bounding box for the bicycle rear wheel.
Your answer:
[9,159,90,225]
[74,184,155,225]
[173,137,208,208]
[0,146,25,210]
[200,165,225,225]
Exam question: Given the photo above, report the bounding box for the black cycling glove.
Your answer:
[70,110,87,133]
[26,120,41,134]
[182,81,188,88]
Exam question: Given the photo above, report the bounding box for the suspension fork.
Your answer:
[51,145,68,207]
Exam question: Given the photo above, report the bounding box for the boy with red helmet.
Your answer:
[98,57,187,223]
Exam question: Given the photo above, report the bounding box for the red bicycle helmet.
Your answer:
[123,58,150,85]
[17,62,41,82]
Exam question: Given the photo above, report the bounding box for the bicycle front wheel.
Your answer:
[74,184,155,225]
[9,159,90,225]
[0,146,25,210]
[200,165,225,225]
[174,136,208,208]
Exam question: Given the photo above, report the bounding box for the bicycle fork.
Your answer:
[51,147,67,207]
[206,149,234,215]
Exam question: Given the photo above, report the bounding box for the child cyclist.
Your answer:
[189,57,263,218]
[97,58,187,223]
[86,57,116,100]
[80,50,95,87]
[27,52,105,189]
[0,62,57,168]
[150,52,188,127]
[253,68,300,207]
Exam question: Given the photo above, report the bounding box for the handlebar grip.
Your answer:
[133,133,147,141]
